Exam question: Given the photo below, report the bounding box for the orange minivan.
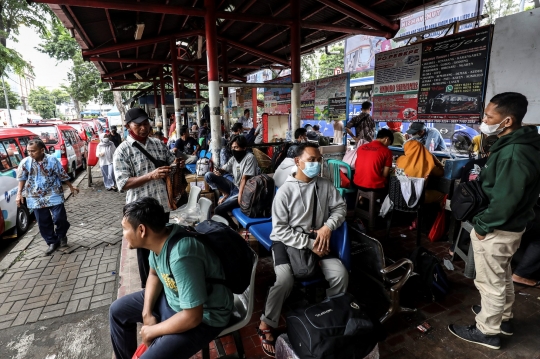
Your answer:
[18,123,87,179]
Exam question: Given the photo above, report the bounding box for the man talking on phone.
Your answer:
[204,135,258,230]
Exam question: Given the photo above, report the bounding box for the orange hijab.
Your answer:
[396,140,444,178]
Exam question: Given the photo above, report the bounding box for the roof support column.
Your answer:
[153,82,159,122]
[194,68,201,123]
[252,88,257,128]
[221,41,230,131]
[205,0,222,165]
[171,38,182,137]
[290,0,301,135]
[159,67,168,137]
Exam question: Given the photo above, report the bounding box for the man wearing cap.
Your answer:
[109,125,122,148]
[406,122,447,151]
[113,108,183,288]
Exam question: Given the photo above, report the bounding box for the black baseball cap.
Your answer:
[125,108,149,124]
[406,122,425,135]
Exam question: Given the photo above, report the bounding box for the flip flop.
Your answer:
[513,280,540,288]
[257,326,276,358]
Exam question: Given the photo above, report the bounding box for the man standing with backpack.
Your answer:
[204,136,258,229]
[109,197,233,359]
[257,143,348,357]
[449,93,540,349]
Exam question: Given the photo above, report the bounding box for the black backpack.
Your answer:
[239,174,275,218]
[286,293,378,359]
[409,247,450,302]
[450,180,489,221]
[165,221,253,294]
[271,142,292,171]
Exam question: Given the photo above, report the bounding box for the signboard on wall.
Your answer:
[301,80,316,120]
[373,44,422,122]
[417,26,492,122]
[328,97,347,121]
[263,76,292,114]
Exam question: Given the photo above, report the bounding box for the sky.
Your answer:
[7,26,71,90]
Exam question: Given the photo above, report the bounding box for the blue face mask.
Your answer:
[301,161,321,178]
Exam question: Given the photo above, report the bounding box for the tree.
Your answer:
[318,42,344,78]
[301,52,319,82]
[0,80,20,108]
[28,86,56,118]
[37,18,79,61]
[483,0,520,24]
[50,88,71,105]
[0,0,51,77]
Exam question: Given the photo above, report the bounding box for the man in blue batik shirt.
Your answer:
[16,140,79,255]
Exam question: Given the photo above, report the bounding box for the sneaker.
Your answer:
[471,305,513,335]
[448,324,500,349]
[60,236,68,247]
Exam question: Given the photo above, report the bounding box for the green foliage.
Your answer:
[0,79,21,108]
[483,0,520,24]
[63,53,104,106]
[50,88,71,105]
[37,18,79,62]
[301,52,318,82]
[28,86,56,118]
[0,0,51,76]
[318,42,344,78]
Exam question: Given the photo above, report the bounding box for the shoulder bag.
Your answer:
[450,179,489,221]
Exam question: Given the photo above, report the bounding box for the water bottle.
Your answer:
[429,138,435,152]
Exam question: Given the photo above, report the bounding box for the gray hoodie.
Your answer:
[270,174,347,250]
[273,158,296,188]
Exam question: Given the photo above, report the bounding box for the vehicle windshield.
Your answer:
[23,126,59,145]
[69,123,83,131]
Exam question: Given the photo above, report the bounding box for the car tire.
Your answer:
[82,157,87,170]
[71,162,77,180]
[16,206,30,234]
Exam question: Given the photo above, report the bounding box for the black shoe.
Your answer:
[45,242,60,255]
[471,305,513,335]
[60,236,68,247]
[448,324,500,349]
[106,188,112,191]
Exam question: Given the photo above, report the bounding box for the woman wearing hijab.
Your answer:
[96,133,117,191]
[395,139,444,203]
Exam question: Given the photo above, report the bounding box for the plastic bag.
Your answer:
[171,204,201,226]
[428,195,448,242]
[132,344,147,359]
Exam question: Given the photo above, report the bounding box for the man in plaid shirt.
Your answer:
[114,108,183,288]
[346,101,375,143]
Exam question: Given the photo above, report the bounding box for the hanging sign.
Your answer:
[417,26,492,123]
[373,44,422,122]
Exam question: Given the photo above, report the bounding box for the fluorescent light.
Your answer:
[134,73,143,80]
[134,23,145,40]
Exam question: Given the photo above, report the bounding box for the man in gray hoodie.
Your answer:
[257,143,348,357]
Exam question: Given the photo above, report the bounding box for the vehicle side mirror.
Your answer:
[48,146,55,154]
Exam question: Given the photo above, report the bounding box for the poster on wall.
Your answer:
[242,87,252,112]
[314,73,348,121]
[344,35,392,73]
[373,44,422,122]
[263,76,292,114]
[300,80,316,120]
[328,97,347,121]
[417,26,492,123]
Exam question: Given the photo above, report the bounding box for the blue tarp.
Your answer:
[107,106,120,117]
[80,110,100,115]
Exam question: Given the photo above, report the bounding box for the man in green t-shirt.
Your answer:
[110,197,233,359]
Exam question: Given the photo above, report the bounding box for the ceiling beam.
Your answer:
[300,22,392,37]
[239,2,290,41]
[217,36,289,67]
[35,0,206,16]
[315,0,386,31]
[103,64,158,78]
[337,0,399,30]
[219,0,257,34]
[82,29,203,56]
[215,11,291,26]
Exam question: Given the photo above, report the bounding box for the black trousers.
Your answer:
[137,212,170,288]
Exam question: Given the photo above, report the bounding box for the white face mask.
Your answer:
[102,137,110,143]
[480,118,507,136]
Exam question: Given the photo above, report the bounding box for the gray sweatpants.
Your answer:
[260,256,349,328]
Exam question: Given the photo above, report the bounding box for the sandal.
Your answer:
[257,326,276,358]
[513,280,540,288]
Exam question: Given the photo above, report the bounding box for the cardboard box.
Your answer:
[185,174,210,193]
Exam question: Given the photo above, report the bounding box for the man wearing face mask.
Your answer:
[406,122,447,151]
[257,143,347,357]
[114,108,183,288]
[449,92,540,350]
[204,136,258,230]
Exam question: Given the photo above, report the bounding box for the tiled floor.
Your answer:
[220,215,540,359]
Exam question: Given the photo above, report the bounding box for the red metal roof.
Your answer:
[0,128,41,138]
[35,0,445,90]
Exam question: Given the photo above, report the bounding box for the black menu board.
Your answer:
[417,26,492,123]
[328,97,347,121]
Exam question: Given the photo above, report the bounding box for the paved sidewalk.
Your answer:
[0,167,125,358]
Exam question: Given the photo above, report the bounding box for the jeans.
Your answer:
[33,203,70,245]
[109,291,224,359]
[514,241,540,279]
[205,172,240,229]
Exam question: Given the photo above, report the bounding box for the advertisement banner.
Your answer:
[314,74,348,121]
[263,76,292,114]
[300,80,316,120]
[373,44,422,121]
[328,97,347,122]
[247,69,273,93]
[344,35,392,73]
[417,27,492,123]
[396,0,484,40]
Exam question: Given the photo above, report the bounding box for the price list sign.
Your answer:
[417,26,492,122]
